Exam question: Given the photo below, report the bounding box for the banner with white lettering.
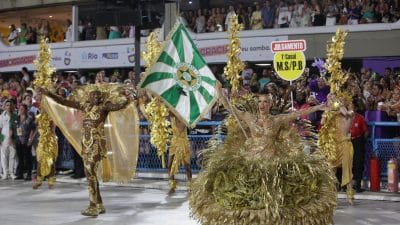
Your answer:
[197,36,288,63]
[0,35,288,72]
[0,42,140,72]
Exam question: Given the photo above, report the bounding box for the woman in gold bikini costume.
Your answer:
[190,85,337,225]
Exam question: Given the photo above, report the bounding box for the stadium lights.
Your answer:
[189,1,192,4]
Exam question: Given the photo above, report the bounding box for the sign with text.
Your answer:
[197,36,288,63]
[271,40,306,81]
[0,41,141,72]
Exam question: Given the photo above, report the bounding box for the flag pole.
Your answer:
[219,91,249,139]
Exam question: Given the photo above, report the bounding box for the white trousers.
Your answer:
[1,145,17,177]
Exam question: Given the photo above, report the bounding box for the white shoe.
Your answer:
[1,175,7,180]
[10,174,17,180]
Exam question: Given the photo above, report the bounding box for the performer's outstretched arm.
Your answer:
[45,90,81,109]
[277,104,326,122]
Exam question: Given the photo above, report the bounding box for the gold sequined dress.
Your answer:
[190,112,337,225]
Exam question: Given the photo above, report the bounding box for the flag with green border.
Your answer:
[140,23,218,127]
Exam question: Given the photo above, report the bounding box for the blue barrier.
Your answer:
[56,120,400,180]
[367,122,400,178]
[136,121,223,173]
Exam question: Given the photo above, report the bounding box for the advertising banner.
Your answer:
[0,35,288,72]
[197,36,288,63]
[0,43,138,72]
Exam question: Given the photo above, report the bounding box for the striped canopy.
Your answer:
[140,23,217,127]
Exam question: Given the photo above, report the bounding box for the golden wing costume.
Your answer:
[41,84,139,183]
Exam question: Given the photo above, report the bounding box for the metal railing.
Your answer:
[136,121,223,173]
[367,121,400,177]
[56,120,400,180]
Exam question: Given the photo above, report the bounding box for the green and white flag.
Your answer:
[140,23,218,127]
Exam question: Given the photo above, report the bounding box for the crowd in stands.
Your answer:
[0,63,399,188]
[181,0,400,32]
[224,63,400,123]
[4,0,400,46]
[6,18,150,46]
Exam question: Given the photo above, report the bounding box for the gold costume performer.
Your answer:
[318,29,355,204]
[140,98,192,194]
[41,84,138,217]
[32,37,59,190]
[168,116,192,194]
[319,95,355,204]
[190,92,338,225]
[33,121,57,189]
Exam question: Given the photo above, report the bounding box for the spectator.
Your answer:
[379,76,391,100]
[302,0,313,26]
[108,26,121,39]
[128,24,135,38]
[124,70,136,85]
[22,94,39,117]
[290,0,304,28]
[12,104,36,180]
[0,100,17,180]
[78,19,85,41]
[195,9,206,33]
[37,20,49,40]
[26,26,37,44]
[311,0,325,26]
[225,5,236,31]
[96,26,107,40]
[185,11,195,30]
[360,0,376,23]
[366,83,385,110]
[382,87,400,116]
[21,67,30,83]
[18,23,28,45]
[262,0,276,28]
[95,70,106,84]
[258,68,273,90]
[84,21,96,40]
[237,8,249,29]
[347,0,361,24]
[206,16,218,32]
[350,97,368,193]
[325,0,339,26]
[250,2,263,30]
[277,1,291,28]
[308,77,330,103]
[8,24,18,46]
[241,62,253,86]
[215,8,225,29]
[65,19,72,42]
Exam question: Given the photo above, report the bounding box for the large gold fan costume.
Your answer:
[189,95,337,225]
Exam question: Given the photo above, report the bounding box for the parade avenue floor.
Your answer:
[1,180,400,225]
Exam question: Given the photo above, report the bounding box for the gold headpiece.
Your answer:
[68,83,130,106]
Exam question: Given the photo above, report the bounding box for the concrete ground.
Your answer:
[1,178,400,225]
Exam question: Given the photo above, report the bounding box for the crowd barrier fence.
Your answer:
[56,121,400,181]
